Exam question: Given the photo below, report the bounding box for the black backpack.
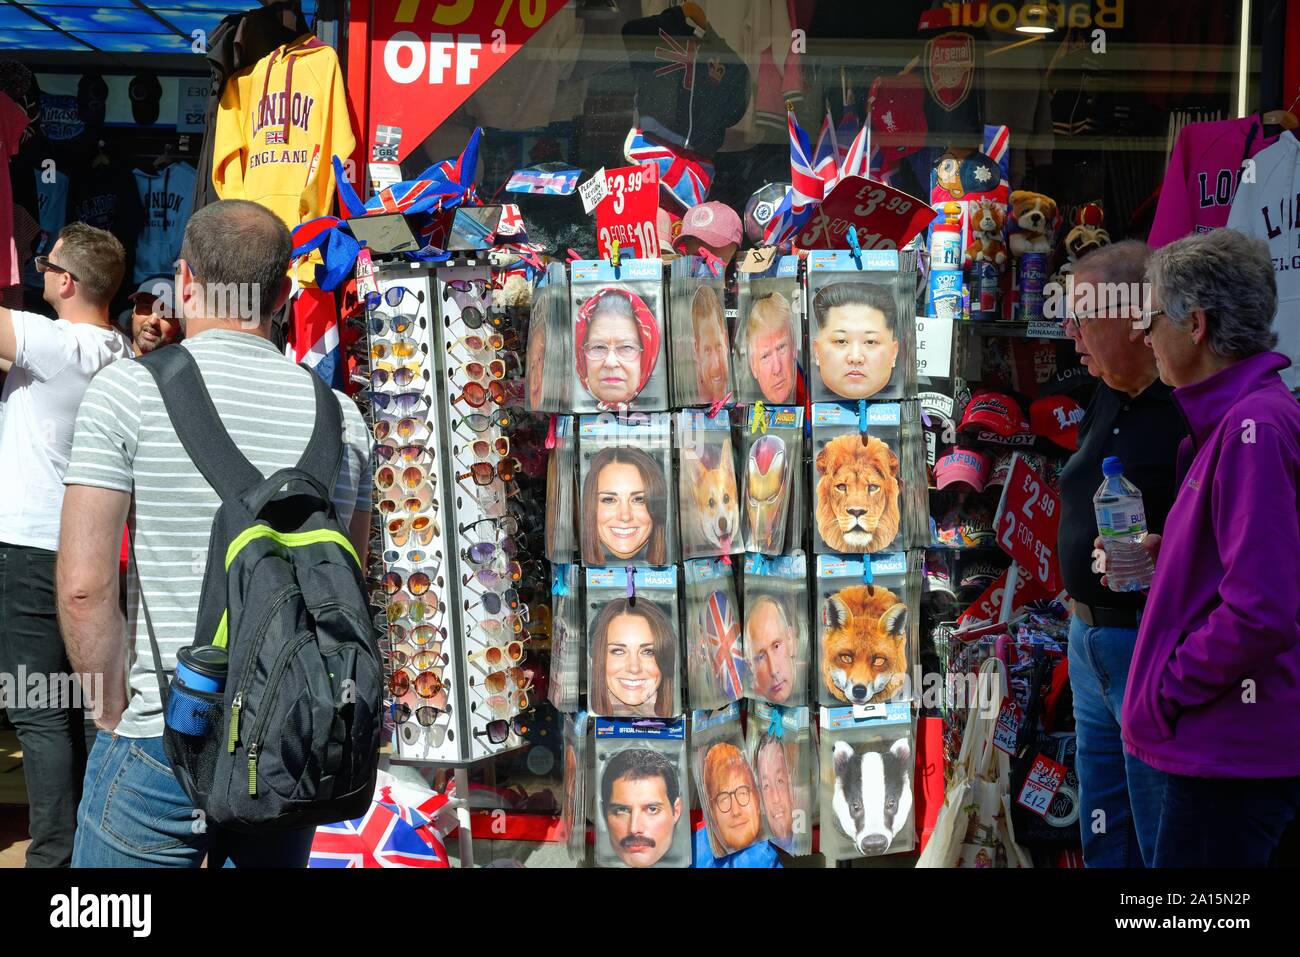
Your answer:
[138,346,382,831]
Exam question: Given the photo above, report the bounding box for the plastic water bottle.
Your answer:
[1093,456,1154,592]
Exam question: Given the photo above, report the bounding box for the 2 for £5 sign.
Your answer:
[596,165,660,260]
[370,0,565,162]
[994,454,1062,592]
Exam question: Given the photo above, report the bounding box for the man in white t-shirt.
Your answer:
[0,222,132,867]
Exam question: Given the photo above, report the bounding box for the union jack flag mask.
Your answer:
[702,589,745,702]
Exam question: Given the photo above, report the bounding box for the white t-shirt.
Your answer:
[0,310,133,550]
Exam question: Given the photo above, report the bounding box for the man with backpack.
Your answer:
[58,199,375,866]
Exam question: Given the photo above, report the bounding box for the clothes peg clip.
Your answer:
[609,240,621,271]
[720,554,733,567]
[862,559,874,585]
[846,226,863,269]
[751,401,768,434]
[552,565,570,596]
[626,566,636,600]
[545,414,557,450]
[707,393,733,419]
[857,399,870,434]
[566,248,582,263]
[699,247,724,278]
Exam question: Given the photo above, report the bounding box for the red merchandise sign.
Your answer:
[956,562,1053,627]
[794,176,936,252]
[596,164,660,260]
[994,454,1062,592]
[366,0,566,162]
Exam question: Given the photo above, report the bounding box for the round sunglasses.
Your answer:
[382,567,443,597]
[385,514,438,548]
[450,333,504,359]
[370,338,424,362]
[451,379,512,410]
[374,416,432,444]
[456,459,521,486]
[366,311,419,337]
[453,411,512,434]
[374,442,429,465]
[370,363,428,390]
[388,668,449,702]
[466,589,520,615]
[370,392,431,415]
[366,286,423,310]
[463,539,518,566]
[466,641,526,667]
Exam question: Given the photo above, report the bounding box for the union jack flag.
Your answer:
[654,30,699,90]
[703,590,744,702]
[836,105,860,169]
[309,802,450,868]
[839,122,869,183]
[813,111,838,191]
[787,111,823,209]
[624,128,713,211]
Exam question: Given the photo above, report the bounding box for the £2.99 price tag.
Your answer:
[596,164,660,260]
[1016,753,1068,818]
[994,454,1062,592]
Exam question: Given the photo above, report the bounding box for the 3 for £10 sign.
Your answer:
[795,175,937,251]
[596,164,660,260]
[994,454,1062,592]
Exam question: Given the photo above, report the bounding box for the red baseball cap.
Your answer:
[1030,395,1084,451]
[959,389,1030,438]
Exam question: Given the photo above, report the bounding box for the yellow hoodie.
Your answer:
[212,35,355,234]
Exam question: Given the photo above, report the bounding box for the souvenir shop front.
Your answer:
[332,0,1296,868]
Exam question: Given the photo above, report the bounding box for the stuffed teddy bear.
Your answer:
[965,197,1008,268]
[1008,190,1059,259]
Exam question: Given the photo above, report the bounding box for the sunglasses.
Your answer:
[388,668,449,703]
[464,564,522,591]
[375,461,436,492]
[463,539,518,566]
[382,620,445,647]
[477,691,530,717]
[374,416,433,444]
[378,485,436,515]
[385,514,438,547]
[366,286,424,310]
[370,338,425,361]
[467,641,527,667]
[390,647,449,671]
[398,712,453,749]
[385,593,444,624]
[466,589,521,614]
[456,458,521,486]
[365,311,420,337]
[453,411,512,434]
[370,392,431,415]
[474,715,528,745]
[392,700,452,728]
[480,667,531,694]
[475,615,526,640]
[457,358,508,382]
[374,442,430,464]
[370,363,428,390]
[34,254,80,281]
[443,279,497,298]
[451,379,513,409]
[382,567,442,597]
[383,546,436,565]
[461,436,510,460]
[450,333,505,358]
[453,305,504,331]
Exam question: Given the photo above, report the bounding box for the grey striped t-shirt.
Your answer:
[65,329,372,738]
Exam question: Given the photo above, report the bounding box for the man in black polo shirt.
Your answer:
[1058,240,1186,868]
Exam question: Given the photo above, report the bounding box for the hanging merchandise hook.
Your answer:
[857,399,870,434]
[545,414,558,450]
[552,564,570,596]
[767,704,785,739]
[862,558,874,585]
[846,226,863,269]
[751,401,769,434]
[626,566,636,601]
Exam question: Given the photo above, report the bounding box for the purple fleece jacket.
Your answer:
[1123,351,1300,778]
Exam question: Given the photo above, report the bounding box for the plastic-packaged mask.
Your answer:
[585,566,681,719]
[735,255,803,405]
[594,718,690,868]
[670,257,732,407]
[748,702,817,856]
[739,405,804,555]
[815,553,921,708]
[544,416,578,563]
[806,250,918,404]
[677,408,741,559]
[682,558,745,710]
[692,704,766,857]
[560,712,588,865]
[819,704,915,861]
[525,263,572,413]
[571,259,667,413]
[548,563,583,713]
[742,553,809,707]
[578,412,678,567]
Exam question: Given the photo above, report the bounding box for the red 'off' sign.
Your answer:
[596,164,660,260]
[994,454,1062,592]
[795,175,936,251]
[369,0,566,162]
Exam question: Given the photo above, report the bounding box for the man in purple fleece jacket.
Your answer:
[1123,228,1300,867]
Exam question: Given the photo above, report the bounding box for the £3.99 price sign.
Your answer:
[596,164,659,260]
[993,453,1062,592]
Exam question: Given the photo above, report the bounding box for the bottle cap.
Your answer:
[1101,456,1123,477]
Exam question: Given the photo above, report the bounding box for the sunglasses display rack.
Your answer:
[367,259,537,771]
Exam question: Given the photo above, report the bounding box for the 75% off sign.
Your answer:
[993,453,1062,604]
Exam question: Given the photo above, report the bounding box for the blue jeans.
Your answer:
[72,732,315,867]
[1067,614,1166,867]
[1154,773,1300,867]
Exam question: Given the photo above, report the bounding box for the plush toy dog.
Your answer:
[1008,190,1059,259]
[965,197,1008,268]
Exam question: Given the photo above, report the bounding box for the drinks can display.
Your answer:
[970,262,1000,320]
[1018,252,1048,321]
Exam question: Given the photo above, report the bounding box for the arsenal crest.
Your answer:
[925,32,975,113]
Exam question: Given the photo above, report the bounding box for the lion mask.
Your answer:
[815,434,901,553]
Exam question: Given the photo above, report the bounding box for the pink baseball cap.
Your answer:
[674,201,742,253]
[934,448,992,492]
